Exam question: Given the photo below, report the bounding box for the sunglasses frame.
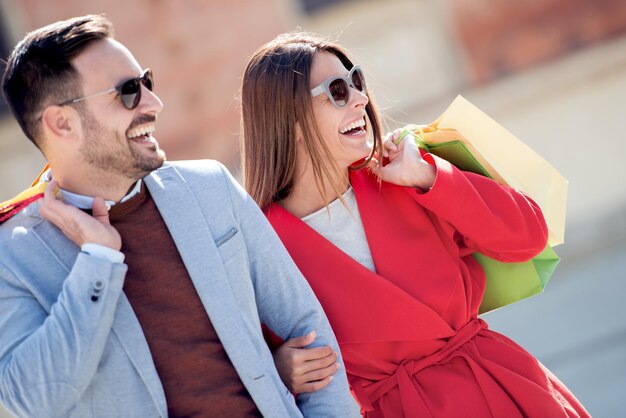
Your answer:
[58,68,154,110]
[310,65,366,109]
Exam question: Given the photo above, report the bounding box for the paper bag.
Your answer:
[429,95,567,246]
[397,96,567,312]
[475,245,560,313]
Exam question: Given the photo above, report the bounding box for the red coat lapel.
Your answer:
[349,170,467,318]
[265,187,456,343]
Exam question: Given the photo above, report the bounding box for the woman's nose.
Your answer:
[350,86,368,108]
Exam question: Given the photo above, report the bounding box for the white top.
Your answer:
[301,187,376,272]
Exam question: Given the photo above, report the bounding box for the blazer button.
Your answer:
[90,280,105,302]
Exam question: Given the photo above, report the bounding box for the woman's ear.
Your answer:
[295,121,303,143]
[41,105,80,142]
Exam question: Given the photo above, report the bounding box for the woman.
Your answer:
[241,32,589,417]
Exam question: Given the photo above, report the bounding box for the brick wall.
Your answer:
[451,0,626,83]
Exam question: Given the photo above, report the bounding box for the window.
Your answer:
[300,0,355,15]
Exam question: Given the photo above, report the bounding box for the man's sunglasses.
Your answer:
[310,65,366,109]
[59,68,154,110]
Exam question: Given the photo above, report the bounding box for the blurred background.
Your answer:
[0,0,625,416]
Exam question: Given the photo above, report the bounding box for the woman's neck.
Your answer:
[279,162,350,218]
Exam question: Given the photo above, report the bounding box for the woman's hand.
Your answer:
[370,129,436,191]
[273,331,340,394]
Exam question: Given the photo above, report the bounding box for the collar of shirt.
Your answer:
[40,169,143,210]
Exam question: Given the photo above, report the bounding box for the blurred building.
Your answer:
[1,0,625,416]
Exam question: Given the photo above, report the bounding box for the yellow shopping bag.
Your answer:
[407,95,567,246]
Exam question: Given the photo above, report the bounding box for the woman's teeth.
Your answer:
[339,118,366,134]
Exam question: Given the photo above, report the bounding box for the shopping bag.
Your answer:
[396,95,567,313]
[0,182,47,223]
[474,245,560,313]
[420,95,567,246]
[0,165,50,224]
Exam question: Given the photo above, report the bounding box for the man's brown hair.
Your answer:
[2,14,113,148]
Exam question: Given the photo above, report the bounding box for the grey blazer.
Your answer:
[0,160,355,417]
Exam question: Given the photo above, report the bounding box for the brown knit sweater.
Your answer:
[109,183,261,417]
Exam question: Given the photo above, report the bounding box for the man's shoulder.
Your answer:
[0,201,42,234]
[160,159,227,177]
[0,202,46,259]
[152,159,240,193]
[146,159,244,209]
[0,182,46,227]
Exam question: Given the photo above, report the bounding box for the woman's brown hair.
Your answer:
[241,32,383,209]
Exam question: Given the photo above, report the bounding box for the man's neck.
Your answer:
[53,170,141,203]
[57,180,143,210]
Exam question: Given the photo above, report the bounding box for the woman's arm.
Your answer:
[272,331,340,394]
[373,130,548,262]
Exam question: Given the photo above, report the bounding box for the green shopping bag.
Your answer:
[475,245,560,314]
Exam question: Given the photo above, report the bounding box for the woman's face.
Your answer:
[307,52,370,169]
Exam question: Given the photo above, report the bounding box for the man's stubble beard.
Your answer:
[77,106,166,181]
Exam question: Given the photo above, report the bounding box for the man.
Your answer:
[0,15,353,417]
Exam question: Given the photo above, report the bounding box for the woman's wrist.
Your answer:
[409,161,436,191]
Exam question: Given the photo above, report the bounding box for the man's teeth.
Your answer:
[127,125,155,139]
[339,118,366,134]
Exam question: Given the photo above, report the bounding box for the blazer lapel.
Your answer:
[144,165,234,320]
[144,166,263,377]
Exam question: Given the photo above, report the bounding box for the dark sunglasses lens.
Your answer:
[120,78,140,109]
[352,68,365,92]
[329,79,349,107]
[142,70,154,91]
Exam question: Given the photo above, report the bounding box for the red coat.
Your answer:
[265,155,589,417]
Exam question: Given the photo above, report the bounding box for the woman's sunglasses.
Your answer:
[310,65,366,109]
[59,68,154,110]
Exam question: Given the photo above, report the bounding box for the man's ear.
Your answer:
[41,105,79,141]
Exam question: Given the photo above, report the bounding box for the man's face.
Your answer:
[71,38,165,180]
